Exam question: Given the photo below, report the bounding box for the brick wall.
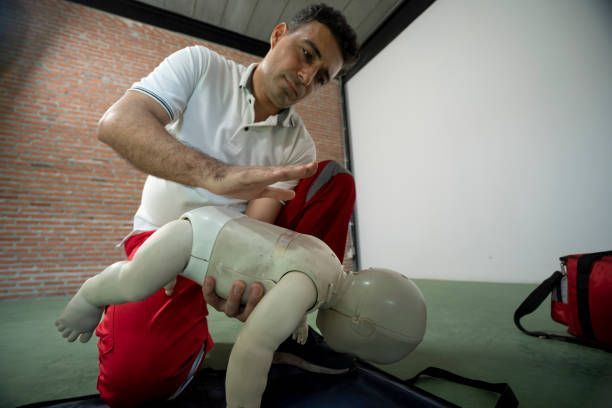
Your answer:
[0,0,350,299]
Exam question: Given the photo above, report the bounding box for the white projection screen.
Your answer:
[345,0,612,283]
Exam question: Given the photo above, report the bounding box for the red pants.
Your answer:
[96,161,355,407]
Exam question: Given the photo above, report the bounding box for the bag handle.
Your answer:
[406,366,519,408]
[513,270,575,341]
[513,267,612,352]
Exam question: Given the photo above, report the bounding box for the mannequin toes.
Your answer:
[55,320,65,331]
[67,331,80,342]
[79,331,93,343]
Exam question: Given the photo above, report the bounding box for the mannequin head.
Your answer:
[317,268,426,364]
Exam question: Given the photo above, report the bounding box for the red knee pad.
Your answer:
[96,232,213,407]
[276,160,356,262]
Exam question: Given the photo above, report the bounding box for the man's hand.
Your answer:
[207,162,317,201]
[203,276,264,322]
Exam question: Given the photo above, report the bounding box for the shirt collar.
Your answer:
[239,63,296,128]
[239,63,257,91]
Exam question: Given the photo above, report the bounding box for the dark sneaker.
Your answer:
[272,326,355,374]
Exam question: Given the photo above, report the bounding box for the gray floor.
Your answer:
[1,280,611,408]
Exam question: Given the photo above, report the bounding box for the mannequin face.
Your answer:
[317,268,427,364]
[253,21,344,111]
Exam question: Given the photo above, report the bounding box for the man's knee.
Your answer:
[97,281,209,407]
[98,347,187,407]
[99,378,175,407]
[307,160,355,203]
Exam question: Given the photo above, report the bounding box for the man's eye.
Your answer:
[302,48,312,62]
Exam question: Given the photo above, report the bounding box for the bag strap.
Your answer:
[513,258,612,352]
[512,270,576,341]
[406,366,519,408]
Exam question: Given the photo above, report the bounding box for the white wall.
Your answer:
[346,0,612,283]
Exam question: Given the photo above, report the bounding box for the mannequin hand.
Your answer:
[163,278,177,296]
[207,162,317,201]
[203,277,264,322]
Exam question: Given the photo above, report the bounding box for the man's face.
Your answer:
[257,21,344,109]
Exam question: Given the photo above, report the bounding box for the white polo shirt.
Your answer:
[128,46,316,231]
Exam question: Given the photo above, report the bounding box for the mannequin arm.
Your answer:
[225,272,316,408]
[84,219,193,306]
[245,197,283,224]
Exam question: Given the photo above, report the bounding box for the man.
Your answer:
[93,4,358,406]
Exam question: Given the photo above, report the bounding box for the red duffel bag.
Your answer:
[514,250,612,351]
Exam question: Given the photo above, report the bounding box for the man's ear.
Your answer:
[270,22,288,48]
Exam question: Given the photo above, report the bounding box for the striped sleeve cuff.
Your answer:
[130,86,175,121]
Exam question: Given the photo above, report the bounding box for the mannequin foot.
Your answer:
[55,288,103,343]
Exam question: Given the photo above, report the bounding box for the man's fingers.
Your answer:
[278,161,317,179]
[272,162,317,181]
[236,283,264,322]
[224,280,246,318]
[212,162,317,200]
[243,162,318,185]
[203,277,264,322]
[203,276,225,311]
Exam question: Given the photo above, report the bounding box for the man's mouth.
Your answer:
[284,76,299,98]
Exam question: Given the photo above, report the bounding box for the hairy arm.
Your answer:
[97,91,316,201]
[98,90,222,189]
[225,272,316,408]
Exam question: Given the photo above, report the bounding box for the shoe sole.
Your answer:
[272,352,351,375]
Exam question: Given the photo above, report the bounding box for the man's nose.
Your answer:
[297,66,317,88]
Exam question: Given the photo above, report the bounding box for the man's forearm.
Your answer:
[97,91,224,189]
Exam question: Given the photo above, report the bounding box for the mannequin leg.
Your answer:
[55,219,193,343]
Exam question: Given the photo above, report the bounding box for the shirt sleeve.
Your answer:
[130,46,210,122]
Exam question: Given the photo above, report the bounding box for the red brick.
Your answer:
[0,0,347,299]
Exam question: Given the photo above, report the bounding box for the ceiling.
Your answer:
[135,0,404,46]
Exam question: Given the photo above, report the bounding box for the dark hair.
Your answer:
[288,3,359,75]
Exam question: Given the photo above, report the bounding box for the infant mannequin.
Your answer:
[56,206,426,408]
